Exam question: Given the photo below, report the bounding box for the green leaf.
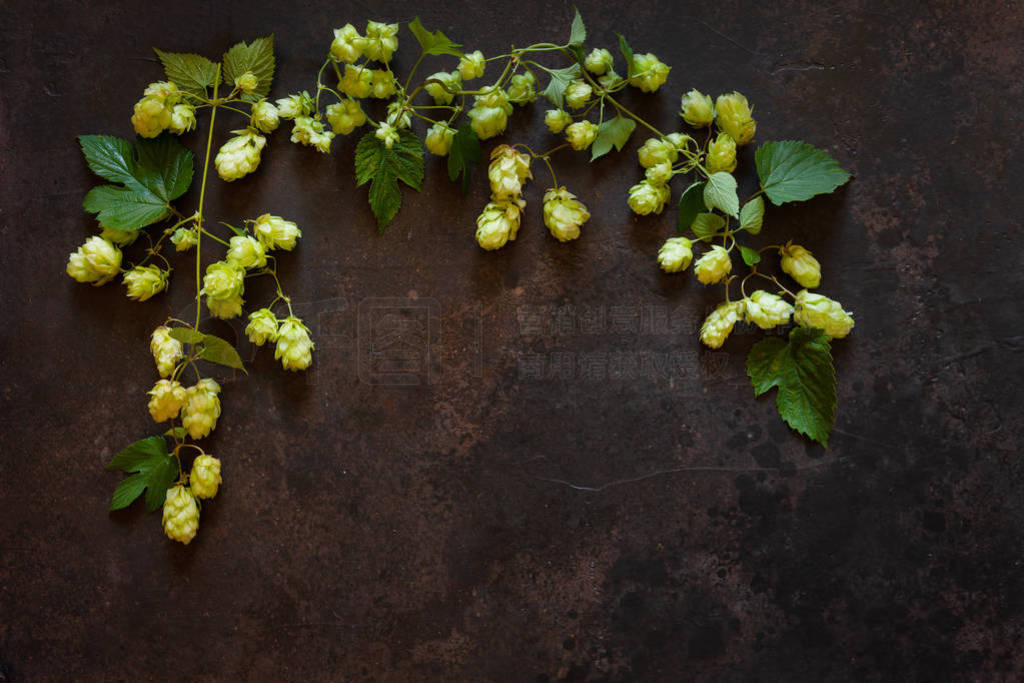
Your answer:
[540,63,581,109]
[590,116,636,161]
[616,33,635,76]
[198,333,246,372]
[167,327,205,344]
[165,426,188,440]
[78,134,194,230]
[755,140,851,206]
[747,326,837,447]
[106,436,178,512]
[703,172,739,218]
[354,129,425,233]
[153,49,220,96]
[569,8,587,47]
[676,181,706,234]
[691,213,725,242]
[739,196,765,234]
[447,122,482,194]
[740,245,761,266]
[408,17,463,57]
[222,36,275,101]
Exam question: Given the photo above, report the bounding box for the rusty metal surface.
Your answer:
[2,0,1023,679]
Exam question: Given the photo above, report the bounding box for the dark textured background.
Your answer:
[2,0,1022,680]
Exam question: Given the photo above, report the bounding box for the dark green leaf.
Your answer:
[134,135,194,202]
[199,333,246,372]
[747,326,837,447]
[569,8,586,47]
[703,171,739,217]
[106,436,178,512]
[691,213,725,242]
[755,140,851,206]
[739,196,765,234]
[616,33,635,76]
[83,186,168,231]
[78,135,136,185]
[153,49,220,96]
[408,17,463,57]
[222,36,275,101]
[676,181,706,234]
[354,129,425,233]
[165,426,188,440]
[740,245,761,266]
[447,123,482,194]
[167,327,205,344]
[590,116,636,161]
[539,64,581,109]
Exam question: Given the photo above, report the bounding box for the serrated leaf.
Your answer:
[740,245,761,266]
[106,436,178,512]
[617,33,635,76]
[703,172,739,218]
[590,116,635,161]
[540,64,581,109]
[153,49,220,96]
[408,17,463,57]
[199,333,246,372]
[677,181,706,234]
[165,426,188,440]
[755,140,851,206]
[354,129,425,233]
[222,36,275,101]
[79,134,193,230]
[739,196,765,234]
[691,213,725,242]
[747,326,837,447]
[447,122,482,194]
[167,327,205,344]
[569,8,587,47]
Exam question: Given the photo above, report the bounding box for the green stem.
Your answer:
[194,68,220,328]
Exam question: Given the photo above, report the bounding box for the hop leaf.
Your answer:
[221,36,275,101]
[408,17,463,57]
[590,116,636,162]
[354,128,425,232]
[539,64,581,109]
[106,436,179,512]
[153,49,220,97]
[755,140,851,206]
[446,123,482,194]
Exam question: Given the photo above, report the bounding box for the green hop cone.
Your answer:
[275,316,315,371]
[542,187,590,243]
[645,162,673,186]
[201,261,245,319]
[694,245,733,285]
[190,455,222,500]
[458,50,486,80]
[658,237,693,273]
[424,71,461,105]
[565,121,598,151]
[700,301,745,349]
[215,129,267,182]
[584,48,614,76]
[374,121,400,148]
[326,98,366,135]
[369,70,397,99]
[794,290,854,339]
[598,69,622,90]
[385,101,412,129]
[130,82,179,138]
[715,92,756,145]
[225,235,267,270]
[425,122,455,157]
[779,243,822,289]
[291,116,334,153]
[245,308,279,346]
[627,180,671,216]
[99,226,139,247]
[680,89,714,127]
[147,379,187,423]
[468,89,513,141]
[666,132,696,153]
[168,104,197,135]
[275,93,310,120]
[364,20,399,62]
[170,227,198,251]
[339,64,373,98]
[66,236,122,285]
[150,325,184,378]
[253,214,301,251]
[707,132,737,174]
[545,109,572,134]
[637,137,678,168]
[234,71,259,94]
[330,24,366,63]
[564,80,592,110]
[251,100,280,133]
[181,378,222,440]
[628,53,670,93]
[488,144,532,200]
[162,485,199,545]
[743,290,794,330]
[123,265,169,301]
[507,72,538,105]
[475,199,525,251]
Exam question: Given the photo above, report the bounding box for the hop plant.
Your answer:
[658,237,693,273]
[201,261,245,319]
[250,99,280,133]
[162,485,199,545]
[150,325,184,378]
[225,235,267,270]
[171,227,199,251]
[385,101,412,129]
[780,243,822,288]
[488,145,532,200]
[542,187,590,242]
[694,245,733,285]
[707,132,737,174]
[123,265,169,301]
[629,53,670,92]
[794,290,854,339]
[507,72,538,105]
[744,290,794,330]
[564,80,592,109]
[215,129,267,182]
[276,93,310,119]
[637,137,678,168]
[364,20,399,62]
[66,236,122,285]
[680,89,714,127]
[147,379,187,423]
[326,98,367,135]
[291,116,335,153]
[246,308,279,345]
[374,121,400,148]
[130,81,180,138]
[253,214,301,251]
[168,104,197,135]
[330,24,366,63]
[181,378,222,440]
[715,92,756,145]
[275,316,315,371]
[234,71,259,94]
[189,455,222,500]
[100,226,139,247]
[468,99,512,140]
[700,301,745,349]
[424,71,461,105]
[425,122,455,156]
[475,199,524,251]
[627,180,670,215]
[458,50,485,80]
[545,109,572,134]
[565,121,598,150]
[584,48,614,75]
